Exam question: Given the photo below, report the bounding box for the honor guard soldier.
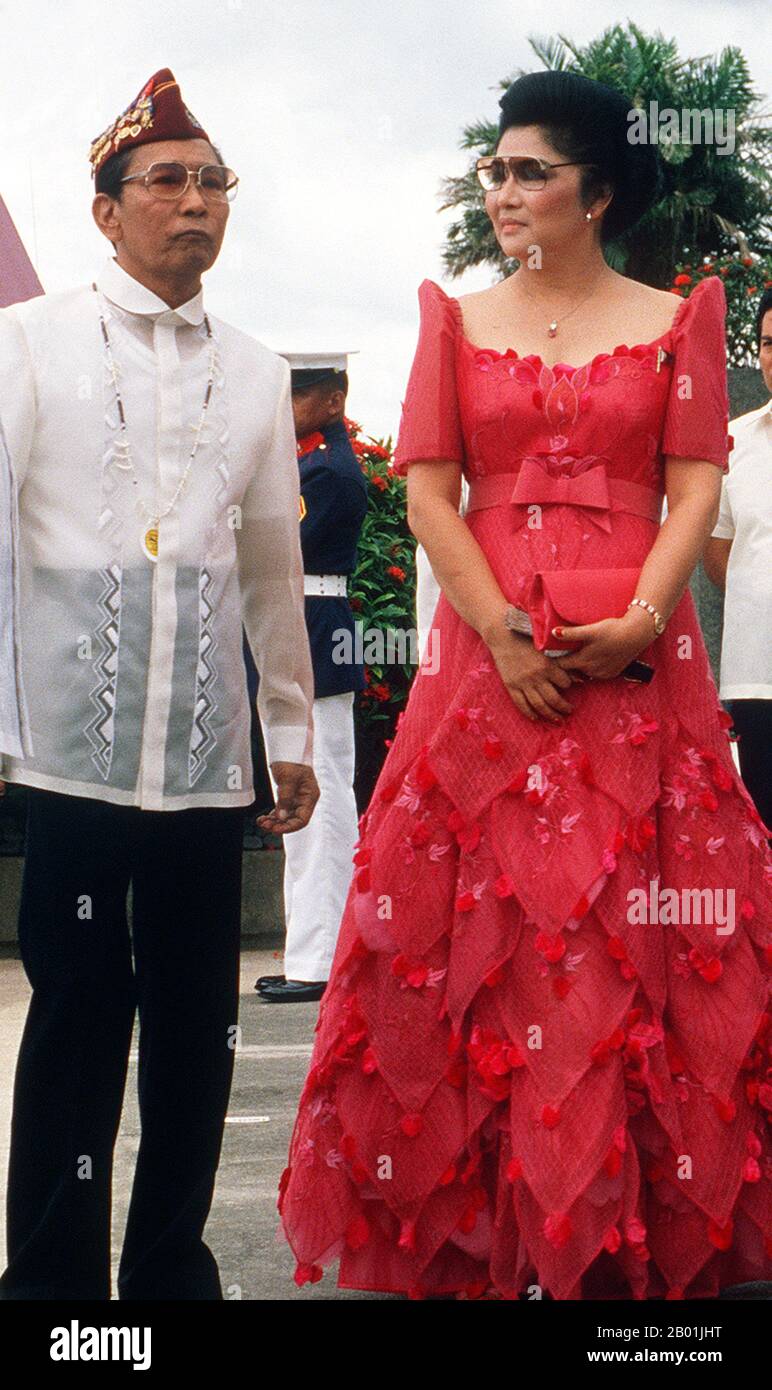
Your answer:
[254,350,368,1002]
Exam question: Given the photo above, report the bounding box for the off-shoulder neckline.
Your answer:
[424,274,715,375]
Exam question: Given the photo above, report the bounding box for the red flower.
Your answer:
[493,873,516,898]
[414,749,438,791]
[535,931,566,963]
[673,273,692,286]
[604,1146,622,1178]
[455,821,482,853]
[398,1220,417,1253]
[707,1218,733,1251]
[743,1157,761,1183]
[507,768,528,793]
[626,1217,647,1245]
[457,1205,478,1234]
[456,889,477,913]
[712,1096,736,1124]
[386,565,406,583]
[400,1112,423,1137]
[544,1212,572,1248]
[361,1046,378,1076]
[624,814,656,853]
[371,474,387,492]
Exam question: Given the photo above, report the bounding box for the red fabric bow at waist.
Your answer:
[465,460,663,533]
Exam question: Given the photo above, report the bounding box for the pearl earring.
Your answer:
[585,212,592,221]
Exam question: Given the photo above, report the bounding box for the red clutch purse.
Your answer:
[527,568,642,652]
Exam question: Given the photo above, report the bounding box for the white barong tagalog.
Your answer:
[0,415,31,759]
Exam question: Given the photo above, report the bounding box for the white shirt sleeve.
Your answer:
[237,359,315,768]
[0,309,36,487]
[711,472,735,540]
[0,310,35,758]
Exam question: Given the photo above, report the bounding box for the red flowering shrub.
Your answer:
[669,252,772,365]
[344,419,417,808]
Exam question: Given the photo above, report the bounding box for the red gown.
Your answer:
[277,275,772,1300]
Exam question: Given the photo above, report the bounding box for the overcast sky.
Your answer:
[1,0,769,439]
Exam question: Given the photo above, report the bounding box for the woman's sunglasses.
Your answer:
[475,155,592,192]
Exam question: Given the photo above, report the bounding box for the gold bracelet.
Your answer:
[627,597,666,635]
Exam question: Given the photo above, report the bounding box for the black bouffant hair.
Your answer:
[497,71,662,243]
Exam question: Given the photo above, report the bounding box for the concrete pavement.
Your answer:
[0,941,396,1300]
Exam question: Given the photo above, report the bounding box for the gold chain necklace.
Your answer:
[512,269,609,339]
[93,284,216,562]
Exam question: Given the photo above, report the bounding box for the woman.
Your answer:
[277,71,772,1300]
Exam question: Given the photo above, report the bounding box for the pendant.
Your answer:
[141,525,159,562]
[547,321,558,338]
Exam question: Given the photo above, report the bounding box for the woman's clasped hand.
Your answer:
[487,607,656,722]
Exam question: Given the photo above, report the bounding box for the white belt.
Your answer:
[304,573,348,596]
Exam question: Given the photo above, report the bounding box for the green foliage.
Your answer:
[440,22,772,289]
[344,420,416,733]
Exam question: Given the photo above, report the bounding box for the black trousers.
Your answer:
[727,699,772,833]
[0,787,244,1301]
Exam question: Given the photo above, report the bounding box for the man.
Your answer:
[0,68,319,1301]
[253,354,368,1002]
[704,287,772,832]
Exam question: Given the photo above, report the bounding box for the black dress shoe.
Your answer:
[258,978,327,1003]
[255,974,285,992]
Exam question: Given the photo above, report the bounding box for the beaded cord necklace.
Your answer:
[92,283,216,562]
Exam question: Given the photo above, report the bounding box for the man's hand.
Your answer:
[256,761,320,835]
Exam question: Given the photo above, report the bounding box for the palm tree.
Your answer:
[440,23,772,288]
